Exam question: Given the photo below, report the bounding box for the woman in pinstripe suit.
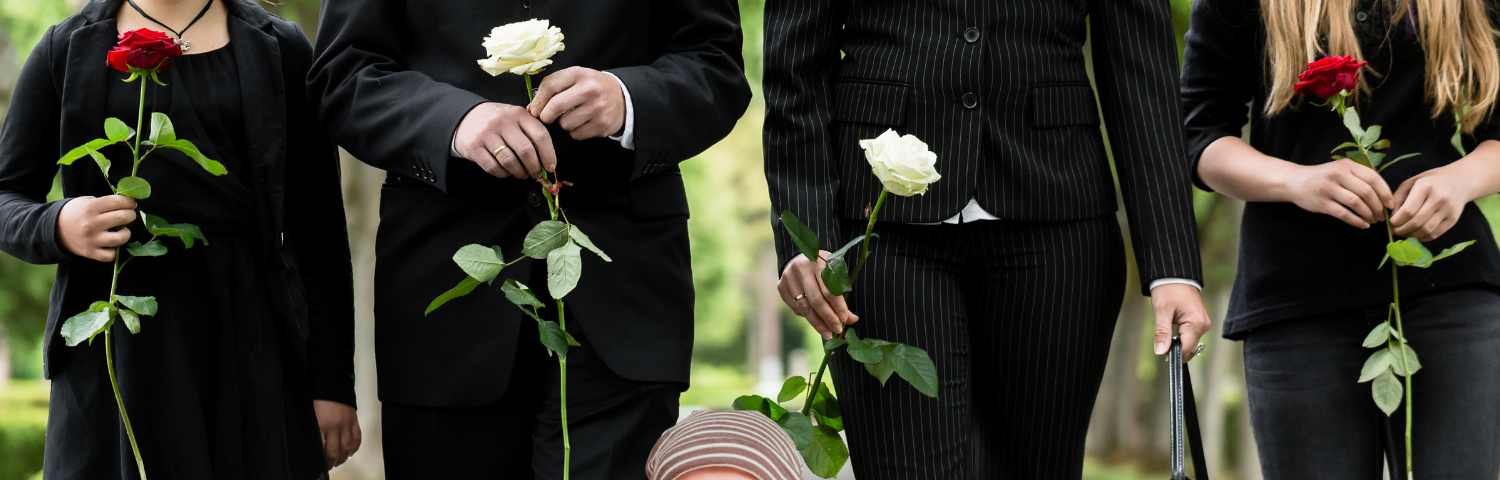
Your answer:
[762,0,1211,478]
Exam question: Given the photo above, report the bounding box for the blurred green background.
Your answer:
[3,1,1499,479]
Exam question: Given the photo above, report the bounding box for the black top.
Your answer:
[762,0,1203,294]
[1182,0,1500,338]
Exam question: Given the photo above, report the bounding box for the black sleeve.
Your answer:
[608,0,752,180]
[0,26,72,265]
[762,0,848,268]
[1181,0,1261,190]
[305,0,486,193]
[283,24,357,408]
[1089,0,1205,292]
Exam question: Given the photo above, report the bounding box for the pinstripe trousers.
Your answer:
[831,216,1126,479]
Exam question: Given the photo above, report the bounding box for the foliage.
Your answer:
[0,381,47,480]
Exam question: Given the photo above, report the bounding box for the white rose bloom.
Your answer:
[477,19,566,76]
[859,129,942,196]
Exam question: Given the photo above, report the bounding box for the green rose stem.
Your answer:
[1337,97,1415,478]
[802,188,889,414]
[526,71,572,480]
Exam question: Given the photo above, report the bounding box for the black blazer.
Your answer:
[763,0,1204,291]
[308,0,750,406]
[0,0,356,405]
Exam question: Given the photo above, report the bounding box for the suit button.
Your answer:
[527,190,544,208]
[962,93,978,109]
[964,27,980,43]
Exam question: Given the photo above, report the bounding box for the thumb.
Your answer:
[1153,305,1174,356]
[528,68,575,117]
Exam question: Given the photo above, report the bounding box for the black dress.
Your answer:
[42,45,327,480]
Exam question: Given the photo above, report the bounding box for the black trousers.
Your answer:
[832,217,1126,479]
[381,298,681,479]
[1243,286,1500,480]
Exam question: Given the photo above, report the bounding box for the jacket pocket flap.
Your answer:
[1030,83,1100,127]
[833,81,910,126]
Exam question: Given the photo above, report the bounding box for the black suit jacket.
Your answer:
[763,0,1203,292]
[309,0,750,406]
[0,0,357,406]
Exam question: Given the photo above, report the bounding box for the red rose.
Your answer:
[1293,55,1368,99]
[106,29,183,74]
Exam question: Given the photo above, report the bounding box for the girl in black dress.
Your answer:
[0,0,360,478]
[1182,0,1500,478]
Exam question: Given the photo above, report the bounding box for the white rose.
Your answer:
[477,19,566,76]
[858,129,942,196]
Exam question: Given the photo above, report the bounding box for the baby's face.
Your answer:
[675,466,759,480]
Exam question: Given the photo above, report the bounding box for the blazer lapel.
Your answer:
[59,20,124,153]
[226,14,286,232]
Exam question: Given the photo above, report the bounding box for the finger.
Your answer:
[466,143,511,179]
[820,282,854,328]
[1347,165,1394,210]
[529,68,581,117]
[1330,187,1375,224]
[98,208,137,229]
[799,271,844,338]
[540,79,585,123]
[91,247,117,263]
[572,116,616,141]
[350,423,363,454]
[1411,211,1447,241]
[1421,215,1460,243]
[1392,177,1416,213]
[324,433,343,468]
[1391,183,1429,227]
[497,123,543,179]
[340,429,356,465]
[482,132,529,179]
[516,116,558,173]
[1395,192,1440,236]
[1178,315,1208,363]
[1336,173,1384,222]
[1152,305,1174,356]
[98,228,132,248]
[777,280,804,317]
[1322,201,1370,229]
[92,195,137,213]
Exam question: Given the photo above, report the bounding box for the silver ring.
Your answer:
[1193,342,1207,357]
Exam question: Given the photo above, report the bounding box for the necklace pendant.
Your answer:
[179,39,191,52]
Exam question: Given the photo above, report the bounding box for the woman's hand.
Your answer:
[57,195,137,262]
[314,399,361,469]
[777,251,858,340]
[1281,159,1393,229]
[1391,165,1481,241]
[1150,283,1212,363]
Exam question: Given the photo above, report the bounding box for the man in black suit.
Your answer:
[764,0,1210,477]
[307,1,749,478]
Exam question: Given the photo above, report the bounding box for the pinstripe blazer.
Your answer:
[763,0,1204,292]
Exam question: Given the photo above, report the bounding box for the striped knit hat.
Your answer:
[645,410,802,480]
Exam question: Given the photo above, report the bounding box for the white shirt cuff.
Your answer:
[451,131,463,158]
[604,71,636,150]
[1149,277,1202,292]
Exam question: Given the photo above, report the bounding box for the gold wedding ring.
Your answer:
[492,145,509,157]
[794,294,807,301]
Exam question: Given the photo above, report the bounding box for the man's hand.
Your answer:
[529,67,626,141]
[454,102,556,180]
[1150,283,1212,363]
[314,399,361,469]
[777,251,858,340]
[57,195,136,262]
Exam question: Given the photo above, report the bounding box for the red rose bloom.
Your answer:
[1294,55,1368,99]
[106,28,183,74]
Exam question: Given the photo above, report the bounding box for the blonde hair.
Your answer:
[1260,0,1500,133]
